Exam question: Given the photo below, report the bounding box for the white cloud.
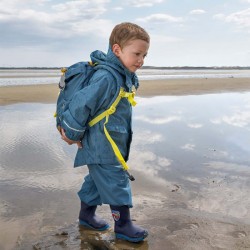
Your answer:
[189,9,206,15]
[187,123,203,128]
[0,0,113,41]
[133,129,164,146]
[181,144,195,151]
[136,96,180,106]
[225,8,250,27]
[0,0,249,67]
[157,156,171,167]
[136,13,183,23]
[112,7,123,11]
[128,0,164,8]
[184,176,201,184]
[207,161,250,173]
[211,110,250,127]
[214,8,250,31]
[135,115,181,124]
[222,111,250,127]
[51,0,108,18]
[213,13,225,20]
[129,149,172,186]
[210,118,221,124]
[130,150,168,182]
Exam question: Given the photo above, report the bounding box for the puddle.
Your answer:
[1,92,250,249]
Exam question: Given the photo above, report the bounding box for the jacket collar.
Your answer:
[90,46,139,90]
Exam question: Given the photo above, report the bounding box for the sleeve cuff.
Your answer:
[61,110,86,141]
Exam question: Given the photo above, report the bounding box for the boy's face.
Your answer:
[112,39,149,73]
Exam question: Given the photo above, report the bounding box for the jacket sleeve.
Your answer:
[61,70,118,141]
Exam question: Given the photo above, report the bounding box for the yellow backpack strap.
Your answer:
[122,91,137,106]
[88,88,137,127]
[88,87,137,171]
[103,114,129,170]
[88,88,124,127]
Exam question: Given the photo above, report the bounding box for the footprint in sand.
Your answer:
[185,223,199,230]
[230,231,247,238]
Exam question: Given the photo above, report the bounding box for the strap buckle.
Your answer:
[107,105,116,115]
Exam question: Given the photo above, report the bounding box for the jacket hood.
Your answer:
[90,46,139,90]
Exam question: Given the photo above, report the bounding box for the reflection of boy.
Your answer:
[61,22,150,242]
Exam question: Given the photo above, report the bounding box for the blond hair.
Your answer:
[109,22,150,49]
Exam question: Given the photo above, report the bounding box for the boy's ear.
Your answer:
[112,44,121,57]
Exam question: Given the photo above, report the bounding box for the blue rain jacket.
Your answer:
[61,47,139,167]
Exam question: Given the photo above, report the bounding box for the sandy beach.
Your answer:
[1,77,250,250]
[1,77,250,105]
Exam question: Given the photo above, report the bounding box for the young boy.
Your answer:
[60,22,150,242]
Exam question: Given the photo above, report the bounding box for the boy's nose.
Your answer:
[138,57,144,64]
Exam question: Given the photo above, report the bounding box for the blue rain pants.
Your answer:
[78,164,132,208]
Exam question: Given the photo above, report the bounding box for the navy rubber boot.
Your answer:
[110,205,148,242]
[79,201,109,231]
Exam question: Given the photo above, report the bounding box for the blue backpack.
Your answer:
[55,61,97,131]
[54,61,137,181]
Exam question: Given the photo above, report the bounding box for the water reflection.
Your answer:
[1,92,250,249]
[131,94,250,183]
[32,223,149,250]
[0,104,87,192]
[131,93,250,224]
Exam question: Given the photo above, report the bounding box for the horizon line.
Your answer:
[0,66,250,70]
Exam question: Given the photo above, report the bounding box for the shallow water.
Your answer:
[1,69,250,86]
[1,92,250,249]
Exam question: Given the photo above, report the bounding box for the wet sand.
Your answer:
[1,77,250,105]
[1,78,250,250]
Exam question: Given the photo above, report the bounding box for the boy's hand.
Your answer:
[61,128,83,149]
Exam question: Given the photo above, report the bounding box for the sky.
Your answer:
[0,0,250,67]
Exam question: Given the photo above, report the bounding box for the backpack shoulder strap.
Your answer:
[88,88,136,127]
[88,87,137,172]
